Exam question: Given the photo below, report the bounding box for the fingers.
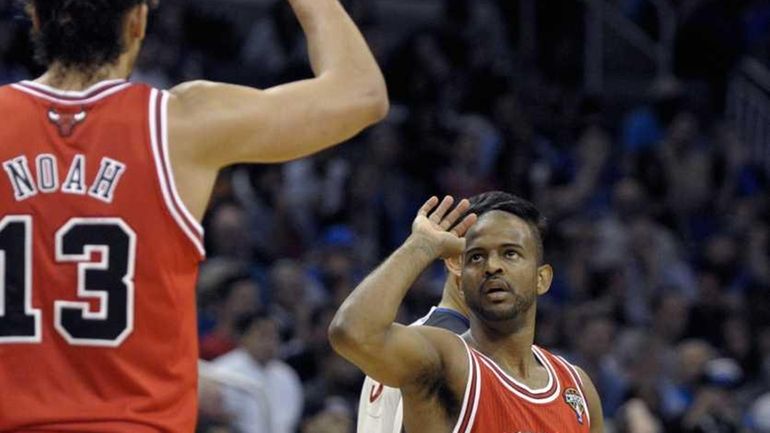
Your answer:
[417,196,440,217]
[428,195,455,224]
[440,198,470,230]
[451,213,478,237]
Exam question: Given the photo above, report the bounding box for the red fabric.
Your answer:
[0,82,202,433]
[199,329,236,361]
[460,345,591,433]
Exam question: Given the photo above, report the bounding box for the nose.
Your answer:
[484,252,503,277]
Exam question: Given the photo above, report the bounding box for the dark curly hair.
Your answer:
[25,0,148,73]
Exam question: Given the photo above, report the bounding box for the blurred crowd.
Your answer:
[2,0,770,432]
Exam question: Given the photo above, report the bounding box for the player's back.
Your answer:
[0,80,204,432]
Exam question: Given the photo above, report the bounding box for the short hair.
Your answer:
[464,191,548,262]
[25,0,146,73]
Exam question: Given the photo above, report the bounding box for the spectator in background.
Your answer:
[301,396,353,433]
[661,340,717,422]
[212,312,303,433]
[199,266,261,361]
[674,358,744,433]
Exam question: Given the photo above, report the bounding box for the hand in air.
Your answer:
[411,196,477,259]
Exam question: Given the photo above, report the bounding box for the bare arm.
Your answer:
[577,367,605,433]
[168,0,388,167]
[329,197,476,387]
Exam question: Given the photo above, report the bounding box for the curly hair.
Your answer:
[25,0,146,73]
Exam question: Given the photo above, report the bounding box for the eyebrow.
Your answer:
[464,243,526,255]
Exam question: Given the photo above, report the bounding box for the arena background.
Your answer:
[2,0,770,432]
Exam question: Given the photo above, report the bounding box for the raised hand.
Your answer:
[411,196,477,259]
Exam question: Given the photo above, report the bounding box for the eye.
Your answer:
[505,249,519,259]
[469,253,484,263]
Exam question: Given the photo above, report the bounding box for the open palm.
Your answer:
[412,196,477,259]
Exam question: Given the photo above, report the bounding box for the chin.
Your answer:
[476,305,522,322]
[470,295,534,323]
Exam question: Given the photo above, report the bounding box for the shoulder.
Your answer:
[168,80,264,110]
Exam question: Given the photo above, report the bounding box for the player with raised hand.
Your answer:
[0,0,387,431]
[330,192,604,433]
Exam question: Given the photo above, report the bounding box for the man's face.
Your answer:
[460,211,550,323]
[242,318,279,363]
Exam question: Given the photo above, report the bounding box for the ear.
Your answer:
[444,255,462,278]
[536,264,553,296]
[126,3,149,40]
[26,3,41,31]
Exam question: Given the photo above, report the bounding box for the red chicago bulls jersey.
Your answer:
[0,80,204,432]
[453,342,591,433]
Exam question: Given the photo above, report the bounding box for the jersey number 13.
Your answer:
[0,215,135,347]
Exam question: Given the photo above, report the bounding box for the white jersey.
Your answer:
[356,307,469,433]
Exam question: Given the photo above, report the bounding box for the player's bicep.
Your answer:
[576,367,605,433]
[169,77,385,167]
[333,323,448,388]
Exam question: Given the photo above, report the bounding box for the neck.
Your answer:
[467,307,538,377]
[37,54,133,90]
[438,277,470,318]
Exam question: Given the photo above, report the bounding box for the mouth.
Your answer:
[481,279,511,296]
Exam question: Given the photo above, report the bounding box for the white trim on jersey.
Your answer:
[10,81,132,106]
[453,339,481,433]
[474,345,562,404]
[147,89,205,257]
[158,91,205,239]
[17,79,127,97]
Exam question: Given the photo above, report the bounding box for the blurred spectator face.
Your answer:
[666,112,698,147]
[697,272,723,306]
[613,178,646,221]
[241,317,279,364]
[722,316,752,363]
[578,316,615,361]
[270,260,305,311]
[654,293,691,342]
[221,279,259,321]
[302,397,352,433]
[704,234,739,283]
[676,340,716,385]
[210,204,251,259]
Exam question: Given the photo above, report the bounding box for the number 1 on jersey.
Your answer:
[0,216,136,346]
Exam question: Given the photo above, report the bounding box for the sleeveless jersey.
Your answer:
[0,80,205,432]
[453,343,591,433]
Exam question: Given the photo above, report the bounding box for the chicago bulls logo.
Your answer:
[48,107,87,137]
[563,388,586,424]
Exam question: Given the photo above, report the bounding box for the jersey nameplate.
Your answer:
[3,154,126,203]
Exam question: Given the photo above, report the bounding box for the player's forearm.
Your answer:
[288,0,388,115]
[329,235,437,351]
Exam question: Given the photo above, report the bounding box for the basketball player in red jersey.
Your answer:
[0,0,387,431]
[330,192,604,433]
